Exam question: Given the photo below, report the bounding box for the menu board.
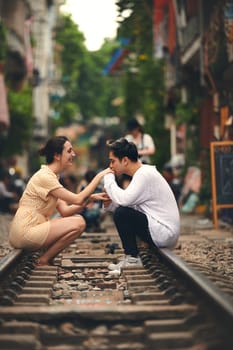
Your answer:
[210,141,233,228]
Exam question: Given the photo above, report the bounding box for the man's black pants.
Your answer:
[113,206,155,257]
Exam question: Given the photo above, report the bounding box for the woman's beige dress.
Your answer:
[9,165,63,249]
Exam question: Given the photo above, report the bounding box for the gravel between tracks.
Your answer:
[1,213,233,284]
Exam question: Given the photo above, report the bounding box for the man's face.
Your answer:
[108,151,126,176]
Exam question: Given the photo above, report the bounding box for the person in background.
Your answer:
[12,169,26,198]
[125,118,156,164]
[179,166,201,214]
[76,170,103,232]
[59,173,77,193]
[0,170,18,214]
[103,138,180,273]
[9,136,112,266]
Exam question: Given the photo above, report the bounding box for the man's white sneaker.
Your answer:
[108,255,142,271]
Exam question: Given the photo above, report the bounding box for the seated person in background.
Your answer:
[179,166,201,214]
[76,170,103,232]
[0,171,18,214]
[103,138,180,273]
[125,118,156,164]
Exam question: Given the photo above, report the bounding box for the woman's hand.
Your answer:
[91,192,110,202]
[56,199,84,217]
[97,167,114,178]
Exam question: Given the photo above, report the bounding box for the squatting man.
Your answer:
[103,138,180,273]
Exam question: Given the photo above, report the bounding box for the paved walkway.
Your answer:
[179,213,233,241]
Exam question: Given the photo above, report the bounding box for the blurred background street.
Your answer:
[0,0,233,227]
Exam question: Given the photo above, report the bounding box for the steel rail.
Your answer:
[0,249,23,277]
[159,247,233,320]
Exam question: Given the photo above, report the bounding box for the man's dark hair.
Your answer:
[107,138,138,161]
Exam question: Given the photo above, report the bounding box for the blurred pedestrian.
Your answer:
[11,169,26,198]
[9,135,112,266]
[59,173,77,193]
[103,138,180,273]
[125,118,156,164]
[76,170,103,232]
[0,170,18,214]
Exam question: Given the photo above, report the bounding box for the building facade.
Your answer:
[0,0,64,175]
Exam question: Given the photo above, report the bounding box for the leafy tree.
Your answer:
[0,22,7,61]
[51,15,85,129]
[54,15,122,127]
[115,0,169,169]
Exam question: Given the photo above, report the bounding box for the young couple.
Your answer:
[9,136,180,272]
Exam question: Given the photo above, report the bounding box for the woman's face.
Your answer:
[60,141,76,168]
[130,127,140,138]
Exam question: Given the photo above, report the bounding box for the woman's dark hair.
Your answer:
[107,138,138,161]
[126,118,143,132]
[39,136,69,164]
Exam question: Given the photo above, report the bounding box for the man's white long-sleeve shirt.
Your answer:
[104,165,180,247]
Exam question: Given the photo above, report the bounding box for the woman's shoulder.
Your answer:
[37,166,58,178]
[30,166,59,186]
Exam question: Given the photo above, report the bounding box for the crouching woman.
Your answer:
[9,136,111,266]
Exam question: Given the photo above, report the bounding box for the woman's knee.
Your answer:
[64,215,86,235]
[63,218,86,242]
[73,215,86,233]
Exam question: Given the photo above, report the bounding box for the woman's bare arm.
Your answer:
[51,168,113,206]
[56,199,84,217]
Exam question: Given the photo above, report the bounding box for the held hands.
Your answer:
[94,192,112,208]
[91,192,110,202]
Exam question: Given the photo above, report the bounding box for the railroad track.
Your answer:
[0,217,233,350]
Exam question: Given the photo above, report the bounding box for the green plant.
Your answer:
[0,22,7,61]
[175,100,199,125]
[0,84,33,159]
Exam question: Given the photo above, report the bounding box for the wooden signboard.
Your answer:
[210,141,233,228]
